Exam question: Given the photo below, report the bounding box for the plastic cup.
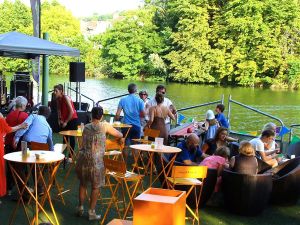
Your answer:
[155,137,164,150]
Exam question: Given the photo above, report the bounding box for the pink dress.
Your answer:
[0,118,12,197]
[200,155,226,192]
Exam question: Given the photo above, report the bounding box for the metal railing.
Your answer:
[96,93,129,106]
[228,95,285,149]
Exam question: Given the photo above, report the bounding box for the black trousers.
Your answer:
[61,118,79,157]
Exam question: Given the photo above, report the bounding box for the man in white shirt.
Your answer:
[146,85,177,132]
[250,130,279,167]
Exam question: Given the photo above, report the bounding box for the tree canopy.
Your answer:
[0,0,300,88]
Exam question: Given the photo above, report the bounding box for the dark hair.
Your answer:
[215,127,228,141]
[156,84,166,93]
[38,105,51,119]
[139,90,148,96]
[128,83,137,94]
[261,129,275,138]
[54,84,64,92]
[216,104,225,112]
[91,106,103,120]
[155,93,164,104]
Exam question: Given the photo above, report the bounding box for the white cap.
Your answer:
[206,110,215,120]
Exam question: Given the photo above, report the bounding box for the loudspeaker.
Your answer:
[10,80,33,106]
[69,62,85,82]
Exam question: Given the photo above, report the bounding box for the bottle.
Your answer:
[21,141,27,158]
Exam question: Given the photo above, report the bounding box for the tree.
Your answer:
[100,7,164,80]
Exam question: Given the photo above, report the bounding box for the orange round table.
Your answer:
[129,144,181,186]
[4,151,64,225]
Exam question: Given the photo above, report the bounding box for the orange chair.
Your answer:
[101,158,144,224]
[166,166,207,225]
[132,128,160,144]
[105,138,125,160]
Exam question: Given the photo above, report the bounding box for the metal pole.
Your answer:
[42,32,49,105]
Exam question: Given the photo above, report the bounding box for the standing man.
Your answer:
[147,85,177,132]
[115,83,145,145]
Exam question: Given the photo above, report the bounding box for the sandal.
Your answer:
[76,205,84,217]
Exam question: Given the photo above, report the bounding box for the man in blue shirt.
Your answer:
[175,133,207,165]
[14,105,54,151]
[115,83,145,145]
[215,104,229,128]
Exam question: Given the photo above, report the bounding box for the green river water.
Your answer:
[4,74,300,134]
[43,75,300,135]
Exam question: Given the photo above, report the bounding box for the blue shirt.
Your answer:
[175,140,203,163]
[215,113,229,128]
[118,94,144,127]
[15,114,54,151]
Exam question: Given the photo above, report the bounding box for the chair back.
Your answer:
[30,141,49,151]
[144,128,160,139]
[106,138,125,151]
[171,166,207,179]
[104,158,126,174]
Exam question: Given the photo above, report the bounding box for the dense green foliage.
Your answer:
[0,0,100,77]
[99,0,300,87]
[0,0,300,88]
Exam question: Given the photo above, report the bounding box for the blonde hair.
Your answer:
[239,141,255,156]
[215,146,230,158]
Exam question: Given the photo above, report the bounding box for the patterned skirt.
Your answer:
[75,151,105,188]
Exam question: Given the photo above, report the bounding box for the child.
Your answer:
[200,146,230,206]
[202,110,219,140]
[200,146,230,178]
[215,104,229,128]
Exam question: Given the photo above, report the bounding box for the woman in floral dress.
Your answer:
[75,107,123,220]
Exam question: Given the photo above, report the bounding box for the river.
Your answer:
[41,75,300,135]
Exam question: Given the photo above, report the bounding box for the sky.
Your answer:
[0,0,144,17]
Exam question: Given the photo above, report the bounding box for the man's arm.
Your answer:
[115,108,122,121]
[48,128,54,151]
[183,159,199,166]
[14,115,34,144]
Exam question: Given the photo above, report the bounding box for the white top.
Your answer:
[147,97,173,124]
[249,138,265,152]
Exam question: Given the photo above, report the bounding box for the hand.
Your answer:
[61,122,67,128]
[275,148,281,154]
[20,122,28,129]
[13,140,18,149]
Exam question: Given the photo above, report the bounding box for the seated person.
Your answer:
[230,141,258,175]
[200,146,230,176]
[202,127,238,155]
[14,106,54,151]
[250,130,279,168]
[215,104,229,128]
[175,133,207,165]
[200,146,230,192]
[261,122,278,151]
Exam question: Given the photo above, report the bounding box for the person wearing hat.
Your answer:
[230,141,258,175]
[201,109,219,141]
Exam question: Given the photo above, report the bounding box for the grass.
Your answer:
[0,133,300,225]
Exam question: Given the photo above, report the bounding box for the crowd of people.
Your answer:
[0,82,285,220]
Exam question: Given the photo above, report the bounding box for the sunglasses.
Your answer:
[161,92,165,94]
[139,93,147,96]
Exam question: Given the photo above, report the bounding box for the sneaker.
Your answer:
[76,205,84,217]
[88,209,101,220]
